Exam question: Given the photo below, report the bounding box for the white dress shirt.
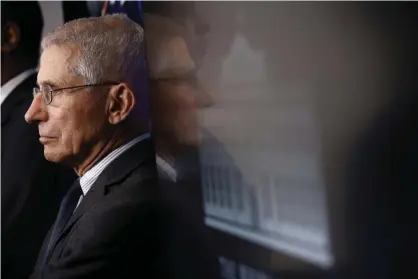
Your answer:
[156,155,177,182]
[1,69,37,106]
[75,133,150,209]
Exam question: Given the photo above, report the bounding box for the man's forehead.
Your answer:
[38,45,77,86]
[41,45,76,62]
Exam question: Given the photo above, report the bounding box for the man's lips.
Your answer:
[39,136,56,144]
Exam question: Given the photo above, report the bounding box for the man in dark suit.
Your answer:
[1,2,75,279]
[24,13,194,279]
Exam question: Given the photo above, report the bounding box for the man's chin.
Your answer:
[176,131,202,148]
[43,148,65,164]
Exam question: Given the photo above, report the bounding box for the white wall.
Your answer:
[39,1,63,41]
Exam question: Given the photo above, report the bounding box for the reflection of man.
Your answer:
[100,2,218,277]
[1,3,75,279]
[143,6,220,279]
[25,14,172,278]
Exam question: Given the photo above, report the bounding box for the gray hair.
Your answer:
[42,14,145,86]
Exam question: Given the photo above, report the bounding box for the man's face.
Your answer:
[150,78,202,148]
[25,45,110,165]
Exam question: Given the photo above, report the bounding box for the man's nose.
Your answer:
[25,93,48,124]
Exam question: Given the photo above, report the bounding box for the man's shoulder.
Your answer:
[81,154,160,220]
[63,143,160,246]
[103,165,160,207]
[110,151,159,196]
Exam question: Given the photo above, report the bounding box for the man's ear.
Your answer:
[1,22,20,53]
[107,83,136,125]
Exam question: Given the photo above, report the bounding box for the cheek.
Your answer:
[40,108,75,162]
[151,84,199,129]
[49,104,97,146]
[67,108,106,146]
[47,108,81,151]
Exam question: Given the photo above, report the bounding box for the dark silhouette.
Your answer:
[1,2,75,279]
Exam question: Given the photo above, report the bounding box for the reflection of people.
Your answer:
[143,1,214,107]
[143,6,220,278]
[1,3,75,279]
[24,14,167,279]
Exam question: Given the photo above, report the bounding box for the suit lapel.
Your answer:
[47,138,156,261]
[1,73,37,126]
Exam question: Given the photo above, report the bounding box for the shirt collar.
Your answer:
[1,69,37,106]
[156,155,177,182]
[79,133,150,195]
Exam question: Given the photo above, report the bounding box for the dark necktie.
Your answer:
[40,179,82,268]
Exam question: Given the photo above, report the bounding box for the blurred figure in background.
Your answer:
[144,4,222,278]
[103,1,219,277]
[1,2,75,279]
[144,11,220,279]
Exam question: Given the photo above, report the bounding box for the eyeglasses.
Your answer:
[33,82,119,105]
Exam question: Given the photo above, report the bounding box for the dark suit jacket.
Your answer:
[32,138,215,279]
[1,73,76,279]
[156,149,220,279]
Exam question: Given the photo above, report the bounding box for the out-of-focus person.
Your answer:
[142,4,220,279]
[104,1,218,277]
[1,2,76,279]
[25,13,193,279]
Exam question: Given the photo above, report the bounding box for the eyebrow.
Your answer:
[37,80,60,88]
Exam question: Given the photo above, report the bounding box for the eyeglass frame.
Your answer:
[32,82,119,105]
